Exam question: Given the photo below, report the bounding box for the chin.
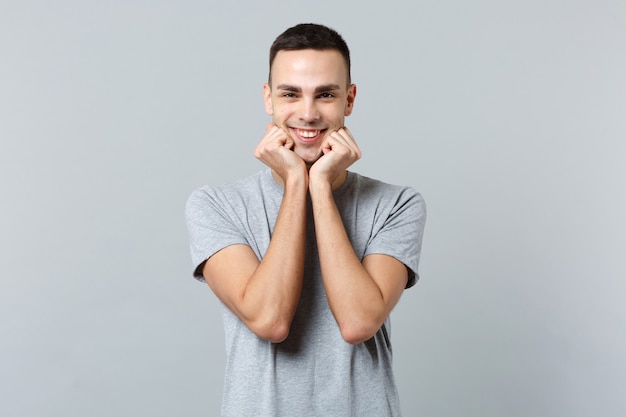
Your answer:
[296,149,324,166]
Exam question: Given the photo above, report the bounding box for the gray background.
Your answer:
[1,1,625,416]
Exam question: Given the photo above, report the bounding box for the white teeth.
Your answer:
[297,130,320,138]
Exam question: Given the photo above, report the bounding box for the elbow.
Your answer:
[338,321,381,345]
[335,306,388,344]
[264,323,290,343]
[250,317,292,343]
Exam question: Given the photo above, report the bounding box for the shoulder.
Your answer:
[186,169,274,211]
[346,172,426,212]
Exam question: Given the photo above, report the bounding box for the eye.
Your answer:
[282,93,295,98]
[319,93,335,99]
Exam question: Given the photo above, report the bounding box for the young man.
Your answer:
[186,23,426,417]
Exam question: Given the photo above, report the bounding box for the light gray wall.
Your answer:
[1,1,625,416]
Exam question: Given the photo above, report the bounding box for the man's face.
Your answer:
[264,49,356,166]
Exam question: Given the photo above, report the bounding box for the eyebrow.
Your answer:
[275,84,342,93]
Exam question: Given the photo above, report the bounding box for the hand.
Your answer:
[254,123,307,183]
[309,127,361,188]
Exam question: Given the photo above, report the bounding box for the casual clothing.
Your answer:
[185,168,426,417]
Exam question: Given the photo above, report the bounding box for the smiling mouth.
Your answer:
[291,128,325,142]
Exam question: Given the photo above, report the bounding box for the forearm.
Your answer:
[242,176,308,341]
[309,182,389,344]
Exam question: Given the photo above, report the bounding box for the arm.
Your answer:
[201,124,308,343]
[309,128,408,344]
[310,182,408,345]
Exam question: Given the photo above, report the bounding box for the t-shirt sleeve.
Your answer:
[364,188,426,288]
[185,187,249,282]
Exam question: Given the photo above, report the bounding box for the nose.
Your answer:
[299,97,320,123]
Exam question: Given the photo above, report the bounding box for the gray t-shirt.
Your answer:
[185,169,426,417]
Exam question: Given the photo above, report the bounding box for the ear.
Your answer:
[344,84,357,116]
[263,83,273,115]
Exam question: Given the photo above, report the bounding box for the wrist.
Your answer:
[285,174,309,192]
[309,170,347,193]
[273,169,308,192]
[308,176,333,198]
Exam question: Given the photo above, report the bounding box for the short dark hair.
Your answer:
[268,23,351,85]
